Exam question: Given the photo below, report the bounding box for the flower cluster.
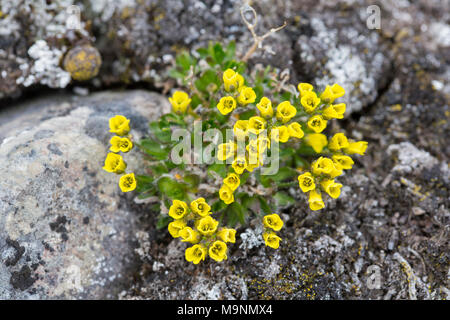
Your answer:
[217,69,305,204]
[106,40,370,266]
[262,213,284,249]
[168,198,236,264]
[102,115,137,192]
[296,83,367,210]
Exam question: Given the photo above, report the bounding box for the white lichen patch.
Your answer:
[89,0,138,22]
[387,141,439,174]
[17,40,71,88]
[297,17,386,114]
[239,225,264,250]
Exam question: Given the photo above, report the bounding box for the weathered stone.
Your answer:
[0,90,170,299]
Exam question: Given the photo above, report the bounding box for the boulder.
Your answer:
[0,90,169,299]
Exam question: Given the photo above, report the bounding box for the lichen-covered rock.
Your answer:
[0,90,170,299]
[0,0,393,109]
[63,44,102,81]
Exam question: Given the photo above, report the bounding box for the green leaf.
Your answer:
[258,196,272,215]
[168,68,186,80]
[226,202,245,227]
[207,163,227,178]
[211,200,227,212]
[237,109,256,120]
[212,43,226,64]
[197,47,209,59]
[149,120,172,143]
[183,174,200,190]
[156,215,172,230]
[260,167,297,187]
[157,177,186,199]
[195,69,219,93]
[137,189,157,199]
[223,60,246,74]
[136,175,154,184]
[273,192,295,208]
[239,171,250,185]
[139,139,169,160]
[176,51,194,71]
[151,162,169,175]
[240,194,258,215]
[136,175,154,193]
[161,113,185,126]
[294,155,309,169]
[225,41,236,60]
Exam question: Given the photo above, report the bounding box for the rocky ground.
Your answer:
[0,0,448,299]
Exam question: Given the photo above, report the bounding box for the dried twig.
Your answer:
[240,4,287,62]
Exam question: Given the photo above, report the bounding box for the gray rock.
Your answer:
[0,90,170,299]
[0,0,393,112]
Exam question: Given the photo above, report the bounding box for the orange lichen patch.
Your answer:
[63,45,102,81]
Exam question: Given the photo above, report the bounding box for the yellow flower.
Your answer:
[232,156,247,174]
[248,116,266,135]
[168,219,186,238]
[216,228,237,243]
[332,155,354,170]
[328,133,349,151]
[196,215,219,236]
[217,96,237,115]
[298,172,316,193]
[276,101,297,123]
[179,227,201,244]
[190,197,211,217]
[119,173,137,192]
[300,91,321,113]
[263,214,284,231]
[223,69,244,92]
[246,157,262,172]
[223,173,240,191]
[323,103,346,119]
[271,126,290,143]
[109,115,130,136]
[237,86,256,105]
[168,200,189,220]
[320,84,345,103]
[308,189,325,211]
[311,157,334,175]
[219,184,234,204]
[110,136,133,153]
[169,91,191,114]
[343,141,368,155]
[233,120,249,139]
[208,241,228,262]
[287,122,304,139]
[263,231,282,249]
[256,97,274,118]
[103,153,127,174]
[305,133,328,153]
[298,82,314,97]
[321,179,343,199]
[185,244,207,264]
[307,115,327,133]
[328,163,343,178]
[217,142,237,161]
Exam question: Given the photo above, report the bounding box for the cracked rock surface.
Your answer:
[0,90,170,299]
[0,0,448,300]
